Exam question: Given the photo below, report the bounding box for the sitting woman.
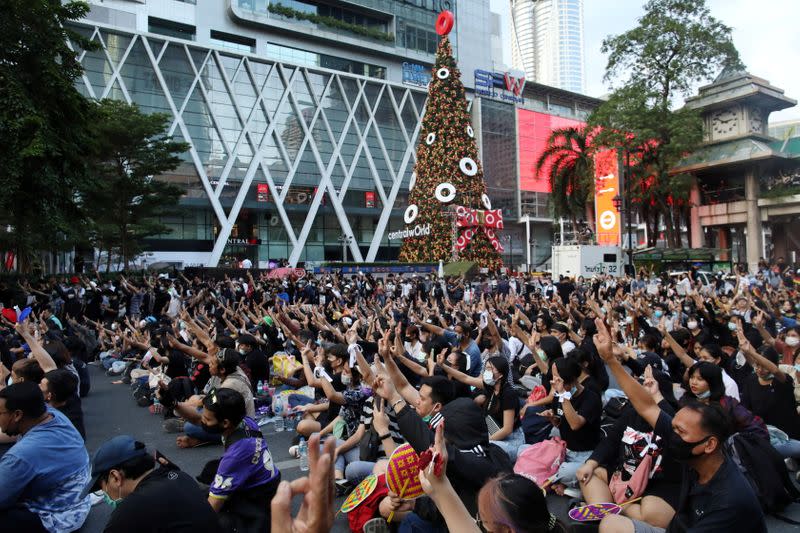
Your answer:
[578,365,681,529]
[539,357,603,495]
[418,423,567,533]
[737,331,800,462]
[436,355,524,460]
[299,343,369,489]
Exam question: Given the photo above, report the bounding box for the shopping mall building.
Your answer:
[73,0,598,268]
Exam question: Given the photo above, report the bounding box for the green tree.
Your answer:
[589,0,742,247]
[399,36,502,270]
[83,100,188,269]
[535,126,596,234]
[0,0,94,271]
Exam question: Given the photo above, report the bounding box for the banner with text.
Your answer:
[594,149,621,246]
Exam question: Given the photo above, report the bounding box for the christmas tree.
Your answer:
[399,19,503,270]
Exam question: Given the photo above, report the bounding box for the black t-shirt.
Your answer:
[244,349,270,389]
[57,394,86,441]
[552,387,602,451]
[741,374,800,439]
[483,385,520,431]
[104,467,221,533]
[653,411,767,533]
[165,351,190,379]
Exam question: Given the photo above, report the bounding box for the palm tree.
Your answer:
[535,126,596,239]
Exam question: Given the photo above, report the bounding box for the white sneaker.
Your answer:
[288,445,299,458]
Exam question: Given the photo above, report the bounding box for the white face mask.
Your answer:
[341,374,351,386]
[625,316,634,325]
[483,370,496,386]
[786,336,800,347]
[687,321,698,330]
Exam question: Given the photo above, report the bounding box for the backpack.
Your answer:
[513,437,567,486]
[520,404,552,445]
[727,431,800,522]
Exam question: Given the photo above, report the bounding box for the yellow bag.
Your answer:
[270,352,303,386]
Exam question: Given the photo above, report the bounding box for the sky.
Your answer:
[492,0,800,121]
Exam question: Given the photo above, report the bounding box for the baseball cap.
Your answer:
[262,316,274,327]
[86,435,149,494]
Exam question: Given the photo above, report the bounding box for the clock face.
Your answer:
[749,109,763,133]
[711,108,738,136]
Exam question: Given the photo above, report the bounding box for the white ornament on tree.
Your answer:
[425,132,436,145]
[481,194,492,209]
[459,157,478,176]
[435,183,456,203]
[467,125,474,138]
[404,204,419,224]
[436,67,450,80]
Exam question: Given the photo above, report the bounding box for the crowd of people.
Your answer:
[0,261,799,532]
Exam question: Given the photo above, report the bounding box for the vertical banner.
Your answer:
[594,149,621,246]
[365,191,376,208]
[256,183,269,202]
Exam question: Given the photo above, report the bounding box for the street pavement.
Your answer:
[78,365,800,532]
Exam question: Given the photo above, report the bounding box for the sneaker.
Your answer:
[163,418,185,433]
[563,487,582,499]
[363,518,390,533]
[288,445,300,458]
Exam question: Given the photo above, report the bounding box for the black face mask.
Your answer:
[201,422,224,435]
[667,432,711,462]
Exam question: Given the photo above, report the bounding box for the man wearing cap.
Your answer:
[202,388,281,532]
[88,435,220,532]
[0,382,91,532]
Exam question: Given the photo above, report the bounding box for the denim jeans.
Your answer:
[345,461,376,484]
[492,427,526,461]
[556,449,593,487]
[398,512,447,533]
[774,438,800,459]
[318,438,360,473]
[184,421,223,444]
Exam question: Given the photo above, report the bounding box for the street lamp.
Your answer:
[337,233,353,263]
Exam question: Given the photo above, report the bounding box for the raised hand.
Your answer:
[592,318,615,363]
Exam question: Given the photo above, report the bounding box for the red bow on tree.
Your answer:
[454,206,504,252]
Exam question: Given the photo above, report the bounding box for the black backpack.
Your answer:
[728,431,800,523]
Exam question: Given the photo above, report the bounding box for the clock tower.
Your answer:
[677,67,796,272]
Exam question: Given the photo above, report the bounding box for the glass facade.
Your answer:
[69,23,426,266]
[480,99,519,219]
[235,0,455,56]
[266,43,386,79]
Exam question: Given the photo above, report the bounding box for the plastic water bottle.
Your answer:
[298,437,309,471]
[256,380,264,397]
[274,398,284,432]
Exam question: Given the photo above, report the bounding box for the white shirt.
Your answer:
[561,340,576,354]
[722,369,740,401]
[241,258,253,268]
[404,341,425,362]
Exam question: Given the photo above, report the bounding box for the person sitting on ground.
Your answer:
[40,367,86,440]
[87,435,221,533]
[166,347,254,448]
[202,388,281,532]
[418,423,567,533]
[577,365,681,529]
[592,318,767,533]
[0,382,91,533]
[538,356,602,496]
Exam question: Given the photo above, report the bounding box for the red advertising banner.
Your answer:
[256,183,269,202]
[365,191,376,208]
[594,149,621,246]
[517,109,585,193]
